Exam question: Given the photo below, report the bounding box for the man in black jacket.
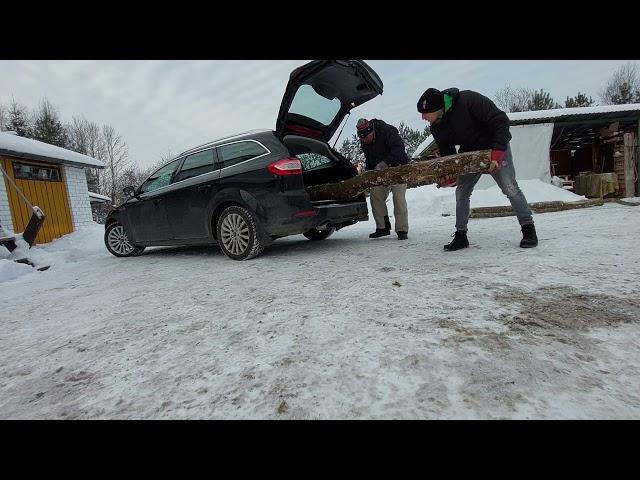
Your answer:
[357,118,410,240]
[417,87,538,250]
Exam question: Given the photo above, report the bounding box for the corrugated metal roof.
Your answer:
[508,103,640,123]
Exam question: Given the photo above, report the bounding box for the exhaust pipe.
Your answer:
[316,221,333,231]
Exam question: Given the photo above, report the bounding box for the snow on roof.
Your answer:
[88,192,111,202]
[412,134,434,159]
[507,103,640,122]
[0,132,105,168]
[412,103,640,158]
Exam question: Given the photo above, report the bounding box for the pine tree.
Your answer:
[31,98,69,147]
[5,98,32,136]
[527,89,562,111]
[397,122,430,157]
[565,92,595,108]
[338,134,365,170]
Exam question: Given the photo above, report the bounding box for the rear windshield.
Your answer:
[289,84,341,126]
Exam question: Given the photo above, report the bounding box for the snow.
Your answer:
[0,132,104,168]
[412,134,434,159]
[89,192,111,203]
[1,192,639,419]
[620,197,640,205]
[507,103,640,122]
[405,180,585,217]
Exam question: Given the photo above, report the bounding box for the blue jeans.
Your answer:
[455,144,533,232]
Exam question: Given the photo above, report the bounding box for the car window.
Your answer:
[297,152,334,171]
[139,158,182,194]
[218,141,268,169]
[289,84,341,126]
[174,149,216,182]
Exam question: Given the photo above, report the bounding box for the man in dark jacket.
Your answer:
[417,87,538,250]
[357,118,410,240]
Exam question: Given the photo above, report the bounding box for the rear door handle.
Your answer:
[153,198,162,205]
[197,185,212,192]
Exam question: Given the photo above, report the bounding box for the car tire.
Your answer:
[216,205,265,260]
[104,222,145,257]
[303,227,335,241]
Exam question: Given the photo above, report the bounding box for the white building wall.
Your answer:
[0,168,14,232]
[63,165,94,229]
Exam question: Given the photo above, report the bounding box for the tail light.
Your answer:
[267,157,302,176]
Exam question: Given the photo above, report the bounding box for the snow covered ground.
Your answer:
[1,183,639,419]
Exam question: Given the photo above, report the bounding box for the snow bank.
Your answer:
[405,179,586,217]
[0,223,105,284]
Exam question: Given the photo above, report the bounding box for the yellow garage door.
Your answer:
[1,157,74,245]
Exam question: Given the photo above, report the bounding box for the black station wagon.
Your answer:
[104,60,384,260]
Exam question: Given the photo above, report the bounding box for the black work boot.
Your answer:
[397,231,408,240]
[444,230,469,251]
[520,224,538,248]
[370,215,391,238]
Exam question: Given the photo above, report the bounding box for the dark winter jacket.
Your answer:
[430,88,512,156]
[360,119,410,171]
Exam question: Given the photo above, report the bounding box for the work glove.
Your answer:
[436,174,457,188]
[375,161,388,170]
[488,149,505,172]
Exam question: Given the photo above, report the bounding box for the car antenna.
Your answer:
[332,112,351,149]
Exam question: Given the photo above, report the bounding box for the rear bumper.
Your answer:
[265,200,368,236]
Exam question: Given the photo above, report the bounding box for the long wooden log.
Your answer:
[307,150,492,201]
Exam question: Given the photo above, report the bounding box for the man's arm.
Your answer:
[381,125,410,167]
[436,141,457,157]
[466,91,512,151]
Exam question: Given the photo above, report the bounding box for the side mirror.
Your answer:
[123,186,137,198]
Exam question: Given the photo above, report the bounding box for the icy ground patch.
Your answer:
[1,195,639,418]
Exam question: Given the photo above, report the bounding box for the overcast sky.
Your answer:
[0,60,634,170]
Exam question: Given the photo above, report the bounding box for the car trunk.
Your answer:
[282,134,365,204]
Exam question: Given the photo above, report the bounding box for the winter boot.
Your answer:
[444,230,469,251]
[397,231,408,240]
[369,215,391,238]
[520,223,538,248]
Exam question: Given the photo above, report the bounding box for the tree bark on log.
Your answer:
[307,150,492,201]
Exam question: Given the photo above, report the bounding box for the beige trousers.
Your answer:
[370,184,408,232]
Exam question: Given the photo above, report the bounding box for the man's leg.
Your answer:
[370,185,391,230]
[491,145,537,248]
[491,145,533,227]
[390,184,408,234]
[455,173,482,232]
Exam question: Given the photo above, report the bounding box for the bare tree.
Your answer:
[0,102,6,131]
[159,148,176,164]
[493,85,534,112]
[66,116,106,193]
[599,62,640,105]
[101,124,131,205]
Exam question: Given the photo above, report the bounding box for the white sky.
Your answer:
[0,60,635,170]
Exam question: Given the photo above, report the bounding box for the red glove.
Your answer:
[436,174,457,188]
[489,150,505,172]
